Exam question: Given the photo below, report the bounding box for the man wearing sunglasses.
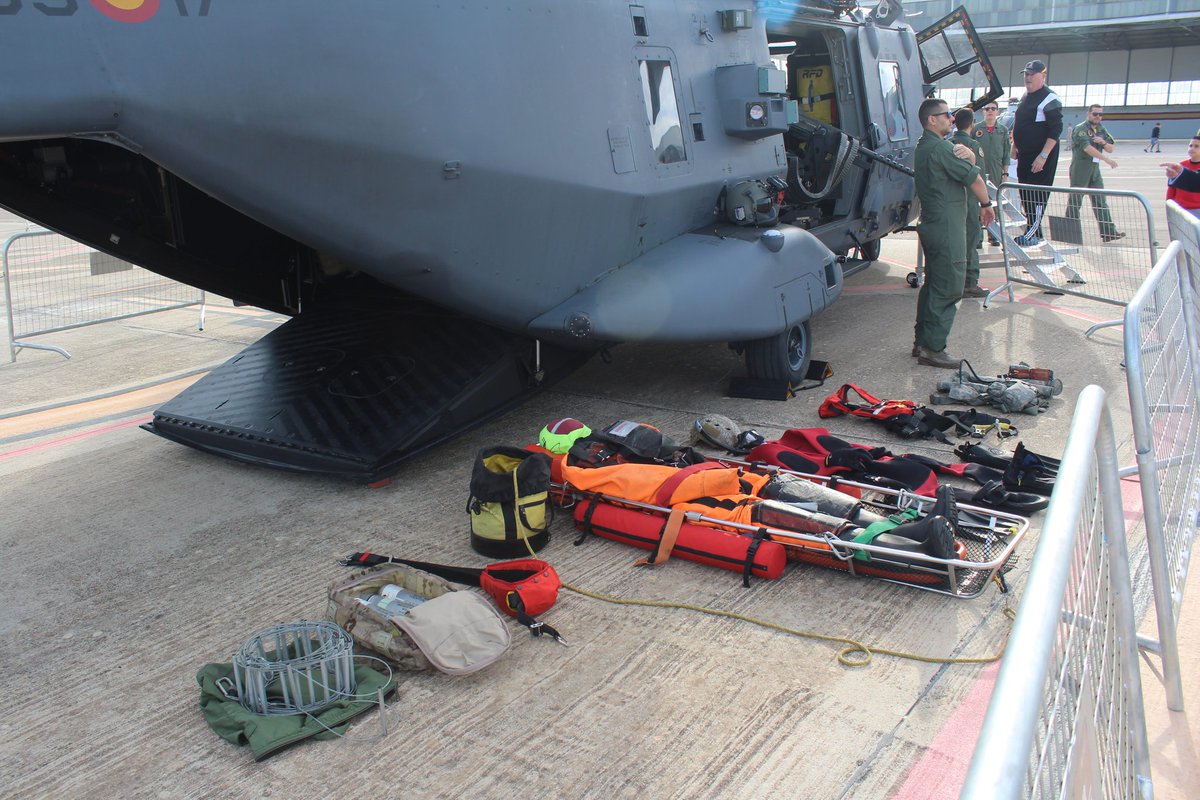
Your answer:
[1011,60,1063,246]
[1067,105,1125,242]
[912,98,995,368]
[976,102,1011,245]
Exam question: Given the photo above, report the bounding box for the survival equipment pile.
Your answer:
[818,383,1015,442]
[554,421,1028,591]
[199,410,1050,760]
[931,361,1065,415]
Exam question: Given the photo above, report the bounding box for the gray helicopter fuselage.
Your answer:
[0,1,937,345]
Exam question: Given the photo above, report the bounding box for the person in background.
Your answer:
[1010,60,1062,246]
[1067,104,1125,242]
[1165,136,1200,219]
[953,108,988,296]
[912,98,995,368]
[1145,122,1162,153]
[976,101,1011,245]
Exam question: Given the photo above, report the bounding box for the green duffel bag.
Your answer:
[467,446,552,558]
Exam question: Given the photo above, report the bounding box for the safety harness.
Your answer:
[819,384,1014,442]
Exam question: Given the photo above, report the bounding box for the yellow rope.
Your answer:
[561,580,1007,669]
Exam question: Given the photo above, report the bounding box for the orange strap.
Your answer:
[653,462,725,507]
[635,507,687,568]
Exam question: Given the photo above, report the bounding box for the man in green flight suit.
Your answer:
[975,101,1011,245]
[952,108,988,297]
[913,98,995,368]
[1067,104,1125,241]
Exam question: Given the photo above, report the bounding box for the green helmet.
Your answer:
[538,418,592,453]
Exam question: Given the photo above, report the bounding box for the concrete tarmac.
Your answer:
[1,146,1196,798]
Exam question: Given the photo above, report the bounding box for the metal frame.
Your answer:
[994,182,1157,337]
[2,230,206,362]
[1123,202,1200,712]
[961,386,1152,799]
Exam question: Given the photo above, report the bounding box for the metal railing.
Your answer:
[1124,202,1200,711]
[961,386,1153,800]
[2,230,205,362]
[994,183,1157,337]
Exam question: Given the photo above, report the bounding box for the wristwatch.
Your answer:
[1038,152,1051,158]
[980,201,993,208]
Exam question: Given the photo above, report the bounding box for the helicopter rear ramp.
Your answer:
[143,300,586,481]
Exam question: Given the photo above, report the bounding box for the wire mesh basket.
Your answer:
[231,620,357,716]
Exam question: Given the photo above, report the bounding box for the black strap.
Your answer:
[742,528,769,588]
[339,553,484,586]
[507,591,566,644]
[574,494,605,545]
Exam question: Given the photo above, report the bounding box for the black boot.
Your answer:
[923,484,961,538]
[870,514,957,560]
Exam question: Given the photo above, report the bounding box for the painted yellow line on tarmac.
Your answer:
[0,373,205,440]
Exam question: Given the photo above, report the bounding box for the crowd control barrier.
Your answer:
[961,386,1152,800]
[1123,202,1200,712]
[995,183,1156,337]
[2,230,205,362]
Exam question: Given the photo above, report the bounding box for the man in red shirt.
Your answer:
[1166,136,1200,219]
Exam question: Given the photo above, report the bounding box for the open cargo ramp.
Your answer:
[144,301,587,481]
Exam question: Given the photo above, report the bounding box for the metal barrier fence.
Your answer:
[961,385,1153,800]
[1124,203,1200,712]
[995,183,1156,337]
[2,230,205,361]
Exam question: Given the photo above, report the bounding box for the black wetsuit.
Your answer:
[1012,85,1063,236]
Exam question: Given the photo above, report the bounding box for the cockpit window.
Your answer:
[879,61,909,142]
[639,59,686,164]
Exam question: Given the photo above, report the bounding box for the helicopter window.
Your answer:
[915,9,1002,110]
[639,59,687,164]
[878,62,909,142]
[920,26,973,79]
[630,5,648,37]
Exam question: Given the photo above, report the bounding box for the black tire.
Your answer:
[859,237,882,262]
[906,271,918,288]
[744,321,812,383]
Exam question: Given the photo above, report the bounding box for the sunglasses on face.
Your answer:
[1090,112,1103,117]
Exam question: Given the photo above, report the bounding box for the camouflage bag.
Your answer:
[326,562,459,671]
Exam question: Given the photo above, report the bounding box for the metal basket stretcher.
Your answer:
[561,461,1028,599]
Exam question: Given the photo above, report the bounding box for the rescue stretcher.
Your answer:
[561,461,1028,599]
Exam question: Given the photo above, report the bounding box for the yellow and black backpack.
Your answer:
[467,446,552,557]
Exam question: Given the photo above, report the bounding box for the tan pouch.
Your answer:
[327,563,458,671]
[392,591,511,675]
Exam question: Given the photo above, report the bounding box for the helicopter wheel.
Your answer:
[859,237,882,262]
[906,272,919,288]
[744,321,812,383]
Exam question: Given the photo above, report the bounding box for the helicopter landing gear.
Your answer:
[744,321,812,383]
[859,237,881,262]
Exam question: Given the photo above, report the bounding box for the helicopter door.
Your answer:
[850,22,925,226]
[855,24,923,157]
[915,7,1002,111]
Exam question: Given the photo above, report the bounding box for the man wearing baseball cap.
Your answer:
[1010,59,1063,246]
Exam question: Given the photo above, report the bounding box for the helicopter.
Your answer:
[0,0,1000,479]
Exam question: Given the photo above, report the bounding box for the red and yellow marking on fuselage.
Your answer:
[89,0,161,23]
